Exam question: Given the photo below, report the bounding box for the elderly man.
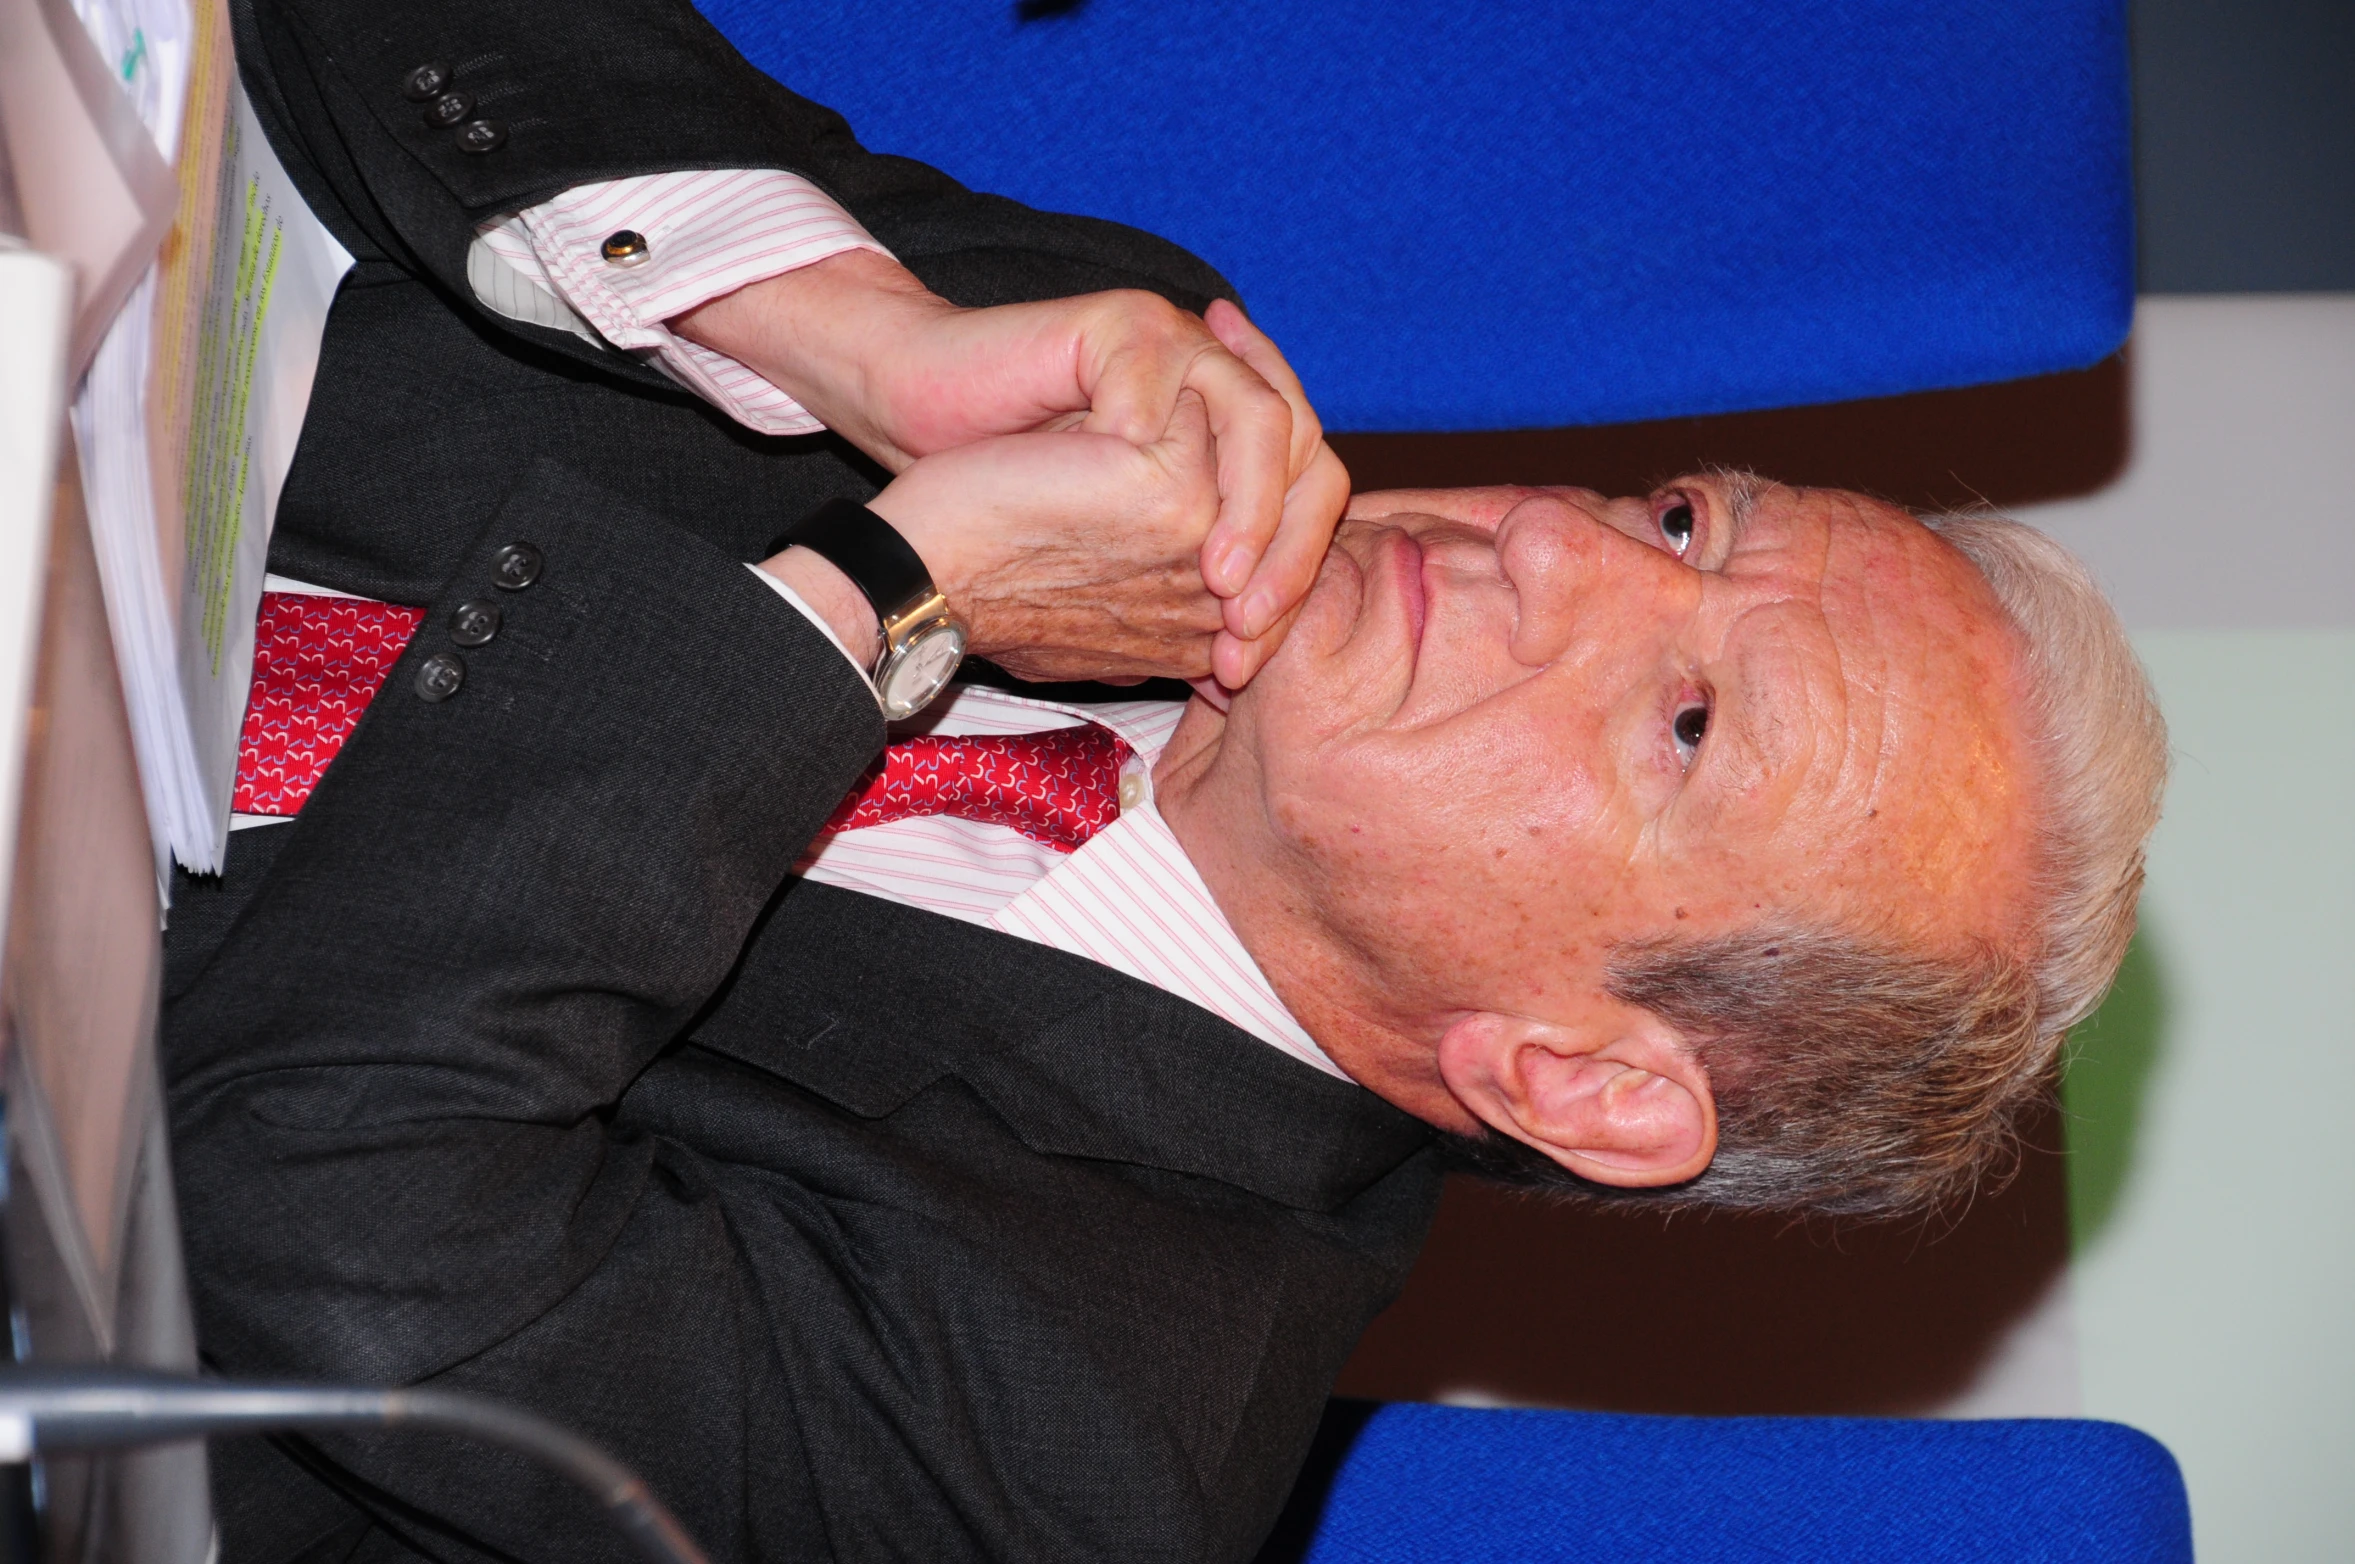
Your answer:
[779,465,2166,1217]
[1165,476,2166,1214]
[171,0,2165,1557]
[171,405,2164,1564]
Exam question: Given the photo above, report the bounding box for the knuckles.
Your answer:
[1087,289,1203,353]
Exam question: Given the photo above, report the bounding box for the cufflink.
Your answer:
[601,230,651,268]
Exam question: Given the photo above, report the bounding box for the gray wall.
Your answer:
[2136,0,2355,291]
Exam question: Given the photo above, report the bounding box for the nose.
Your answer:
[1493,494,1698,666]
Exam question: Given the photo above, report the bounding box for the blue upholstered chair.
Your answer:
[695,4,2178,1558]
[696,0,2134,432]
[1255,1401,2193,1563]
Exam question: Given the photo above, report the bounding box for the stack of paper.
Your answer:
[4,0,350,876]
[166,90,352,870]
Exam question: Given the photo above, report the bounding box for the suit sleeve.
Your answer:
[165,457,883,1394]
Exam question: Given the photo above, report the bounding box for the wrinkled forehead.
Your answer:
[1740,482,1913,584]
[1730,485,2039,940]
[1739,484,2018,690]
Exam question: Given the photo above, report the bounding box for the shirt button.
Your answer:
[1117,773,1146,812]
[454,118,508,154]
[422,90,474,128]
[491,542,542,590]
[415,652,467,702]
[401,62,452,101]
[449,599,501,646]
[600,230,651,268]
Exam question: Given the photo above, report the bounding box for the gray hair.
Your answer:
[1457,509,2169,1216]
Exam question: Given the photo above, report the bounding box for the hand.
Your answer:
[762,393,1225,684]
[1197,300,1350,687]
[678,253,1344,684]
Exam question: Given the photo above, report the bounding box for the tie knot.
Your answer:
[822,724,1135,852]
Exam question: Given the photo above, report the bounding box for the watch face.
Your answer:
[877,622,968,719]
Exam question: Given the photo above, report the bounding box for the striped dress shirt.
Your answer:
[796,681,1345,1081]
[470,168,891,435]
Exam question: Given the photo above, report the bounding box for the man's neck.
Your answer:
[1153,699,1478,1134]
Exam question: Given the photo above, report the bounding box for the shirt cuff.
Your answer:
[472,168,892,436]
[743,563,883,710]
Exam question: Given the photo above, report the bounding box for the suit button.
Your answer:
[422,90,475,128]
[600,230,650,268]
[415,653,467,702]
[401,62,452,101]
[455,118,508,154]
[491,542,543,590]
[450,600,501,646]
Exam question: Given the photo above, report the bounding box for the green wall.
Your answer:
[2064,630,2355,1561]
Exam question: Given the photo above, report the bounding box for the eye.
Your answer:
[1672,702,1709,768]
[1658,500,1696,557]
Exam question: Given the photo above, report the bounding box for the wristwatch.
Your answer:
[770,498,969,719]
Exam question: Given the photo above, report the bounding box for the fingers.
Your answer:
[1153,384,1218,470]
[1059,293,1292,600]
[1071,294,1204,450]
[1210,603,1302,690]
[1203,299,1324,485]
[1185,345,1295,597]
[1221,439,1349,655]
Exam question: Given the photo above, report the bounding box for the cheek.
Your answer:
[1459,690,1637,845]
[1307,701,1638,880]
[1264,719,1643,990]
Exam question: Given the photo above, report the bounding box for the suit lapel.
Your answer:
[691,880,1432,1213]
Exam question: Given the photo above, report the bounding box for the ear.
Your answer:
[1435,1002,1716,1188]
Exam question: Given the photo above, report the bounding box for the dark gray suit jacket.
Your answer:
[162,4,1443,1561]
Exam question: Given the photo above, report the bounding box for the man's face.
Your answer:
[1201,476,2039,1031]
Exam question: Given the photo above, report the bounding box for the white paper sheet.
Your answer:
[60,0,351,874]
[171,88,352,868]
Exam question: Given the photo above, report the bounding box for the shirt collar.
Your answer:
[900,685,1345,1081]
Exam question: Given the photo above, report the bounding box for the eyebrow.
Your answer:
[1679,469,1768,812]
[1718,468,1762,541]
[1699,465,1762,558]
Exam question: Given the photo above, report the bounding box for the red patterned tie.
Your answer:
[819,726,1132,853]
[232,592,1130,848]
[234,592,424,816]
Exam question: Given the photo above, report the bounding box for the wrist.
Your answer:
[757,547,881,661]
[862,468,983,641]
[767,498,974,718]
[673,250,949,471]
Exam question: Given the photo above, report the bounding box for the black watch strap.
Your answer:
[767,498,939,632]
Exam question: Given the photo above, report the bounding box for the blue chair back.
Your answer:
[696,1,2133,431]
[1257,1401,2193,1563]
